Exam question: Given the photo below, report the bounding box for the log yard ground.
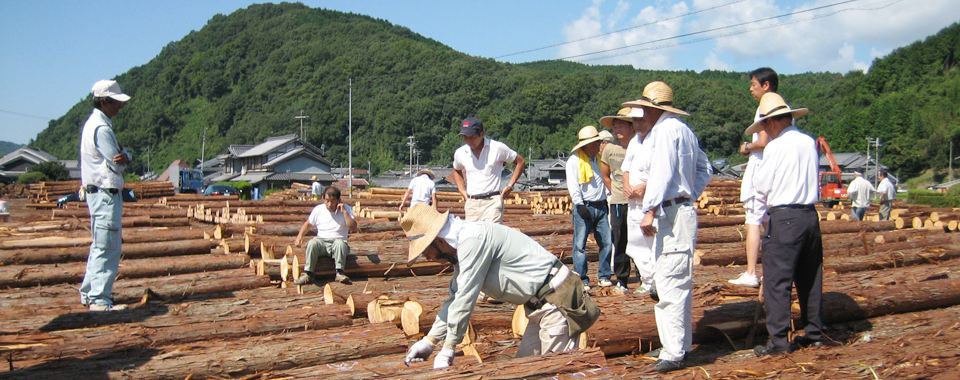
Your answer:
[1,179,958,379]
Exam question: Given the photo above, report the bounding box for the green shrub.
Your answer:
[907,190,960,207]
[124,173,140,183]
[17,172,48,184]
[26,162,69,181]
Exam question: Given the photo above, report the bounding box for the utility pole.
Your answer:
[295,110,309,140]
[951,141,954,181]
[407,135,416,177]
[200,127,208,176]
[348,78,353,199]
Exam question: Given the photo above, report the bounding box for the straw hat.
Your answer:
[571,125,603,152]
[598,130,617,143]
[401,203,450,264]
[744,92,808,135]
[622,81,689,116]
[415,169,435,180]
[599,107,637,129]
[310,175,318,181]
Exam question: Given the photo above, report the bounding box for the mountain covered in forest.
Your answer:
[33,2,960,181]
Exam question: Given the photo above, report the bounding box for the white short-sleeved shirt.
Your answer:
[407,174,437,207]
[753,126,819,207]
[621,132,654,210]
[307,203,354,240]
[452,138,518,196]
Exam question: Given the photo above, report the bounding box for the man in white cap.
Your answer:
[748,92,825,356]
[847,171,875,221]
[619,106,659,296]
[623,81,712,373]
[599,109,635,291]
[399,168,438,211]
[449,117,525,224]
[310,175,322,201]
[400,203,598,369]
[565,126,613,289]
[293,186,357,285]
[79,79,132,312]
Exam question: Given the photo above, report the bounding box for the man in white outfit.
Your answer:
[619,107,659,295]
[847,171,875,221]
[625,82,712,373]
[876,171,896,220]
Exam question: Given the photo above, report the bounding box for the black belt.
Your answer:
[85,185,118,195]
[525,261,565,311]
[469,190,500,200]
[768,204,816,214]
[662,196,690,208]
[584,200,607,208]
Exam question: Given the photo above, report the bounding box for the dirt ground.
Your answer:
[2,196,960,379]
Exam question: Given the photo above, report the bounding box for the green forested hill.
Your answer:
[32,2,960,181]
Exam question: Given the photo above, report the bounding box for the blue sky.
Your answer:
[1,0,958,145]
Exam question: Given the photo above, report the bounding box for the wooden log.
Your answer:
[17,303,355,360]
[0,253,250,288]
[368,296,405,324]
[0,239,215,265]
[259,347,608,380]
[0,323,408,380]
[586,275,960,356]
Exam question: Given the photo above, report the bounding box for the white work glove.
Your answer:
[433,345,455,369]
[404,337,436,364]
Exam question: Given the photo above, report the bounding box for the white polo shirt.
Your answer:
[307,203,354,240]
[407,174,437,207]
[452,137,518,196]
[753,126,819,207]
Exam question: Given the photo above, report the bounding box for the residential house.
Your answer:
[204,134,336,196]
[0,146,80,181]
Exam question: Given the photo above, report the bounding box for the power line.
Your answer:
[494,0,748,60]
[573,0,903,63]
[557,0,866,61]
[0,109,55,121]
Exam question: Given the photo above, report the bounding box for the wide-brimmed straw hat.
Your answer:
[402,203,450,264]
[744,92,808,134]
[599,107,638,128]
[598,130,617,143]
[571,125,604,152]
[622,81,688,116]
[416,169,435,180]
[310,175,318,181]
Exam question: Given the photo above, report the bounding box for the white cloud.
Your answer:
[703,51,732,71]
[560,0,690,70]
[562,0,960,73]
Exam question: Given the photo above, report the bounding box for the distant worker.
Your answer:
[730,67,776,288]
[401,203,599,368]
[876,171,896,221]
[400,169,438,211]
[79,79,132,312]
[847,171,876,221]
[311,175,322,201]
[599,108,636,291]
[449,117,525,224]
[566,125,613,290]
[293,186,357,285]
[749,93,825,356]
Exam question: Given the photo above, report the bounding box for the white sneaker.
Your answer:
[728,272,760,288]
[598,279,613,287]
[89,303,128,312]
[633,285,651,295]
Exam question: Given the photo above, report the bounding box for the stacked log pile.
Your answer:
[26,180,178,203]
[3,177,960,379]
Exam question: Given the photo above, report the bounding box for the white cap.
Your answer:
[92,80,130,102]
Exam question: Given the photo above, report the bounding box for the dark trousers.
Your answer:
[761,207,824,351]
[609,203,631,287]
